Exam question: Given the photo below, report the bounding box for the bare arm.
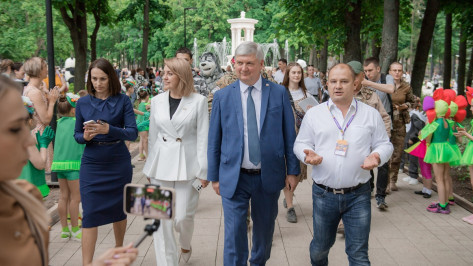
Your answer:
[27,88,59,125]
[361,79,394,94]
[28,145,47,170]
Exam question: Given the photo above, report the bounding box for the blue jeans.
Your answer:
[310,182,371,266]
[221,172,279,266]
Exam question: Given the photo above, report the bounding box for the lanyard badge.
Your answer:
[326,101,358,157]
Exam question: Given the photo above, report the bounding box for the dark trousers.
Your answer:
[372,162,389,198]
[408,154,419,179]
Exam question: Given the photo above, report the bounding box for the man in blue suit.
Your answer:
[208,41,301,266]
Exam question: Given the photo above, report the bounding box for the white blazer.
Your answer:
[143,91,209,181]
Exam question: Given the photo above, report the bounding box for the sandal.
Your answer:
[138,154,146,161]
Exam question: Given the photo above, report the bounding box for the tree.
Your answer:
[443,13,452,89]
[379,0,400,73]
[344,0,362,62]
[119,0,171,70]
[457,25,467,96]
[88,0,113,62]
[410,0,441,97]
[54,0,88,92]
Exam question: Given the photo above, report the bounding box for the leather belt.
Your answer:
[315,182,365,194]
[240,168,261,175]
[89,140,122,146]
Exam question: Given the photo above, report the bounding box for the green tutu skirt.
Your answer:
[449,144,462,166]
[461,141,473,165]
[424,142,460,164]
[137,120,149,132]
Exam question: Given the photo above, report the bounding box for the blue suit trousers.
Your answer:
[221,172,280,266]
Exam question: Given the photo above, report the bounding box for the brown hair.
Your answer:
[363,57,379,67]
[57,95,73,116]
[0,75,22,95]
[86,58,121,96]
[138,89,149,100]
[282,62,308,97]
[175,47,193,59]
[23,57,46,78]
[164,57,195,97]
[0,59,14,73]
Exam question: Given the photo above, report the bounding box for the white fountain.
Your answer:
[285,40,289,61]
[227,11,258,56]
[193,38,198,68]
[204,37,231,67]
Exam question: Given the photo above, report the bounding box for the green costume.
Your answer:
[51,117,85,172]
[461,120,473,165]
[446,119,463,166]
[136,102,150,132]
[422,118,460,164]
[18,143,50,197]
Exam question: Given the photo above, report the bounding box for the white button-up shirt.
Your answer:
[240,77,262,169]
[293,98,393,188]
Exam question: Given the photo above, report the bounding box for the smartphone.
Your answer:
[83,120,97,125]
[123,184,175,220]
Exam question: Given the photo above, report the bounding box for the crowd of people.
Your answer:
[1,40,473,266]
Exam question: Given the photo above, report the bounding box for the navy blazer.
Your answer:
[207,78,300,198]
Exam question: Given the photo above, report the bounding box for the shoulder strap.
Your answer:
[380,73,386,84]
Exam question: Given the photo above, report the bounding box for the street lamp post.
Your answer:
[184,7,196,48]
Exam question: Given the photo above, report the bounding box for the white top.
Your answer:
[273,70,285,84]
[289,88,305,101]
[293,98,393,188]
[240,77,262,169]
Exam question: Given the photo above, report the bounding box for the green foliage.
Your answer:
[0,0,73,64]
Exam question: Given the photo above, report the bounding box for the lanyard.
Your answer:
[326,100,358,139]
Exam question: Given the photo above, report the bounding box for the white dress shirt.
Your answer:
[240,77,262,169]
[293,98,393,188]
[273,70,285,84]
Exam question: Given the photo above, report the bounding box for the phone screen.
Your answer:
[124,184,175,220]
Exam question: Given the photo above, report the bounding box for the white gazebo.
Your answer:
[227,11,258,56]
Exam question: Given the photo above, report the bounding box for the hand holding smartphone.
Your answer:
[124,184,175,220]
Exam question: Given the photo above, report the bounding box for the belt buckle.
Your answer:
[333,188,344,194]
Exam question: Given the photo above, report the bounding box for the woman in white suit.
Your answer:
[143,57,209,265]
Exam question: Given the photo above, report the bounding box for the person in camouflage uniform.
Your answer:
[387,62,416,187]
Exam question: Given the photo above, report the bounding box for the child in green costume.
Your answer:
[17,96,54,197]
[136,89,150,161]
[421,91,460,214]
[51,93,85,240]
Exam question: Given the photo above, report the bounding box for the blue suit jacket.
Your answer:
[207,78,301,198]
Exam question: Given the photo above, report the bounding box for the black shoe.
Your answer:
[286,207,297,223]
[131,164,135,168]
[414,190,424,195]
[423,193,432,198]
[376,196,388,210]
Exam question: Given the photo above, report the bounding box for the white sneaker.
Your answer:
[408,178,419,185]
[402,177,411,182]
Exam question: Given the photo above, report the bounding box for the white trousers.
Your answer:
[151,179,200,266]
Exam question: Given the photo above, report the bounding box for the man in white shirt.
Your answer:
[304,65,323,101]
[293,63,393,266]
[273,58,287,84]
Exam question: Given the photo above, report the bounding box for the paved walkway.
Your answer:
[48,155,473,266]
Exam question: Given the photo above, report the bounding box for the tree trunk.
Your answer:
[343,0,362,62]
[319,38,328,73]
[379,0,400,74]
[466,45,473,87]
[59,1,88,93]
[410,0,441,97]
[408,4,416,72]
[443,13,452,89]
[140,0,150,71]
[90,9,101,62]
[457,26,467,96]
